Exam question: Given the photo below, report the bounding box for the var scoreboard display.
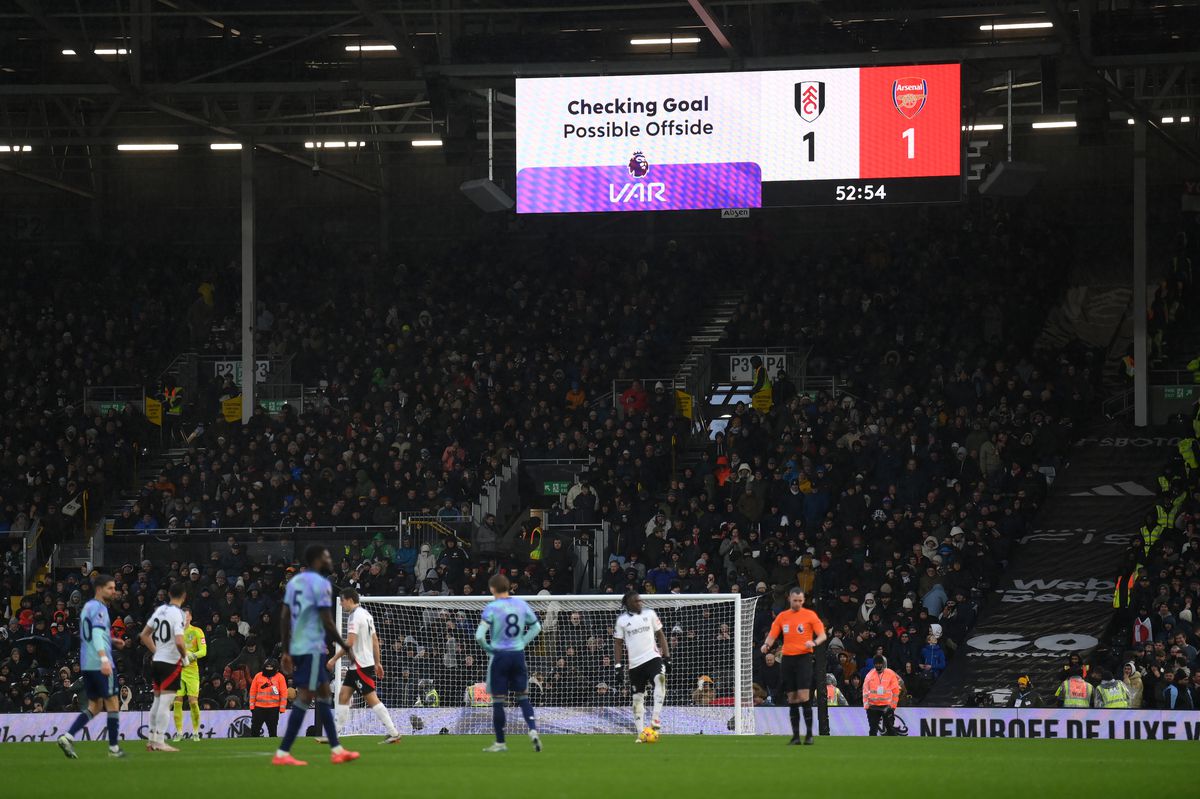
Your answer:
[515,63,961,212]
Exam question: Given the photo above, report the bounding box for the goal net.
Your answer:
[335,593,757,736]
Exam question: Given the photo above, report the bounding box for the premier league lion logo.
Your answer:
[627,151,649,179]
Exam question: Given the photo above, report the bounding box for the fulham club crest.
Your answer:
[795,81,825,123]
[892,77,927,119]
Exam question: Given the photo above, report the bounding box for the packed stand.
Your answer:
[1111,471,1200,711]
[113,238,714,534]
[5,212,1095,713]
[560,208,1092,705]
[0,249,219,588]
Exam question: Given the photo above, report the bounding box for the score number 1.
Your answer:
[804,129,912,162]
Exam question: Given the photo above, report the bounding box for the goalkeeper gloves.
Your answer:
[613,664,625,685]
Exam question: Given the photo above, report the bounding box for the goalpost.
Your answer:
[335,593,757,736]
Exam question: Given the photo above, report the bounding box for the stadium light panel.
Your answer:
[63,48,129,55]
[1183,116,1192,123]
[979,22,1053,31]
[962,124,1004,131]
[209,143,242,150]
[411,139,443,147]
[345,44,396,52]
[303,141,366,149]
[630,37,701,45]
[1162,116,1175,124]
[0,145,32,153]
[1031,120,1076,129]
[117,143,178,151]
[1127,119,1135,125]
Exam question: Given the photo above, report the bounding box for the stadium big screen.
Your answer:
[516,63,961,212]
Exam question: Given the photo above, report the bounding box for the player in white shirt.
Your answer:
[325,588,402,744]
[613,590,671,740]
[138,582,188,752]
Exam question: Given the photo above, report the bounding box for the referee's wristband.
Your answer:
[99,655,110,663]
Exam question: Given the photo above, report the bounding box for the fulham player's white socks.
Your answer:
[632,692,646,731]
[371,703,399,737]
[652,674,667,726]
[336,703,351,731]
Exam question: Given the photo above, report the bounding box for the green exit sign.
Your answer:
[1164,386,1195,400]
[543,481,571,495]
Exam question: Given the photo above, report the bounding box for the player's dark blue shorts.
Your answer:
[82,668,118,700]
[291,653,331,692]
[487,650,528,697]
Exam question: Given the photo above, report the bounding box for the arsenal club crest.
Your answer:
[892,77,927,119]
[795,81,825,123]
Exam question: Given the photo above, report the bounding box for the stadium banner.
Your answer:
[4,707,1200,742]
[923,432,1168,705]
[515,63,961,212]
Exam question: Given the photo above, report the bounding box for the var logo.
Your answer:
[609,182,666,203]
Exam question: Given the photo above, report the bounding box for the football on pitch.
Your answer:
[639,727,660,743]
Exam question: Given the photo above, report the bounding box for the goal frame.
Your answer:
[340,593,757,735]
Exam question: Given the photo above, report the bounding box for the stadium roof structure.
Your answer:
[1,0,1199,197]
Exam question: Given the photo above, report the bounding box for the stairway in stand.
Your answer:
[102,446,194,522]
[671,289,745,476]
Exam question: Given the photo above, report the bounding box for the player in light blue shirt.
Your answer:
[274,544,359,766]
[475,574,542,752]
[58,574,127,759]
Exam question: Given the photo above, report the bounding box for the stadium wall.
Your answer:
[3,707,1198,742]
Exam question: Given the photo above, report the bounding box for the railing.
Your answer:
[402,516,471,551]
[522,459,592,507]
[20,517,44,592]
[472,454,520,526]
[1151,369,1195,385]
[1102,387,1135,420]
[540,522,608,593]
[255,382,305,414]
[156,351,197,389]
[82,386,146,416]
[795,374,842,398]
[101,525,402,569]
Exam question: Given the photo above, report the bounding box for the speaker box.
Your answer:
[978,161,1047,197]
[460,178,515,212]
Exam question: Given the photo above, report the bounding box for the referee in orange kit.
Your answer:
[760,588,827,745]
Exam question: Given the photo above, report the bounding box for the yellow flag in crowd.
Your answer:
[675,390,694,420]
[222,396,243,422]
[144,396,163,426]
[751,386,773,414]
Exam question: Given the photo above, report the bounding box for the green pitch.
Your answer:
[1,734,1185,798]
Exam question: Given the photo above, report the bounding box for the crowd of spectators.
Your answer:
[3,208,1114,714]
[0,248,218,587]
[554,208,1092,707]
[110,237,713,534]
[1105,230,1200,709]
